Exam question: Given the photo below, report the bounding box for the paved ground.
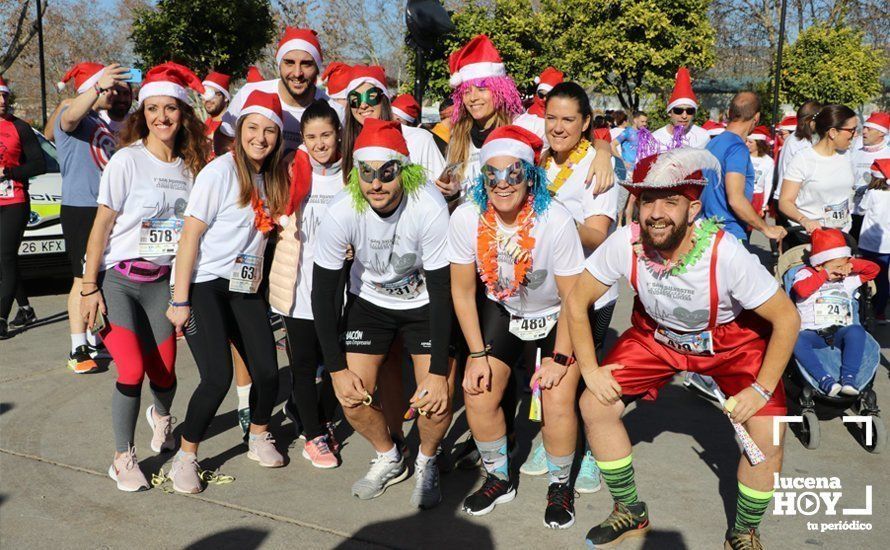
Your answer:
[2,242,889,549]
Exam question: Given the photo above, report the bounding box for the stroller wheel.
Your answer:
[863,415,886,454]
[800,410,820,450]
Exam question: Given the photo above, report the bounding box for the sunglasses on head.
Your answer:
[358,160,402,183]
[348,87,385,109]
[481,161,526,188]
[671,107,696,116]
[535,89,547,99]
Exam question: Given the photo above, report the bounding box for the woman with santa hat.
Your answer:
[78,62,208,492]
[746,125,775,217]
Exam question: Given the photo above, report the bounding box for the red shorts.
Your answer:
[604,303,787,416]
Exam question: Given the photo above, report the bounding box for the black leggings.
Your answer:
[181,278,279,443]
[0,202,30,320]
[282,316,338,440]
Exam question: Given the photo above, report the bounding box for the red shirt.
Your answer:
[0,116,26,205]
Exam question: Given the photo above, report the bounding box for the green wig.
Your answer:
[347,162,427,212]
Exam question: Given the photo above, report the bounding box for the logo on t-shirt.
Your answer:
[89,123,115,170]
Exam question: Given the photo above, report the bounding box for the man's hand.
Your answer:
[582,363,624,405]
[586,149,614,194]
[331,369,369,408]
[726,386,767,424]
[96,64,130,91]
[801,218,821,234]
[462,356,492,396]
[411,373,450,416]
[529,359,568,391]
[761,224,787,241]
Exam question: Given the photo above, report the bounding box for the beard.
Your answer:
[641,212,690,251]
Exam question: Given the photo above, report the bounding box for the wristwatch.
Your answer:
[551,352,576,366]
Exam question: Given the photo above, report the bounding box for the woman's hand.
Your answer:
[166,305,190,333]
[529,359,568,391]
[586,148,615,194]
[463,356,492,396]
[80,290,106,331]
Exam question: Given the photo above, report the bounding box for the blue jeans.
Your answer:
[859,250,889,316]
[794,326,867,391]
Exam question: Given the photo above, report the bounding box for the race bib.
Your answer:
[508,312,558,341]
[374,271,424,299]
[654,326,714,356]
[822,200,850,228]
[229,253,263,293]
[0,179,14,199]
[139,218,183,256]
[814,295,852,326]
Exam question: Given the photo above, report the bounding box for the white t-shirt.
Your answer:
[751,154,775,199]
[859,188,890,254]
[793,269,862,331]
[457,141,483,198]
[850,143,890,215]
[783,147,854,231]
[652,124,710,150]
[96,141,192,269]
[402,124,446,183]
[586,224,778,332]
[775,134,815,199]
[447,201,584,318]
[314,183,450,310]
[183,153,270,283]
[219,79,329,152]
[514,112,546,144]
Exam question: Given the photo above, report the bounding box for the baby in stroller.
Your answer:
[791,228,879,396]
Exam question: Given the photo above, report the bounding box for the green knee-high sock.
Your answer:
[596,454,639,505]
[734,482,774,532]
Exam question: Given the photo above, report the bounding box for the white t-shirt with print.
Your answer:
[751,154,775,199]
[850,143,890,215]
[793,269,862,331]
[402,124,446,183]
[775,134,815,199]
[585,223,778,332]
[183,153,270,283]
[97,141,192,269]
[652,124,710,150]
[314,183,450,310]
[783,147,854,231]
[447,200,584,318]
[859,188,890,254]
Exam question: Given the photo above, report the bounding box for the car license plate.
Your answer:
[19,238,66,255]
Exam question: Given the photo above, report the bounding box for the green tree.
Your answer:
[131,0,274,76]
[780,23,885,107]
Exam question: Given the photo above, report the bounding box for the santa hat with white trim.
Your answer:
[391,94,420,124]
[872,158,890,180]
[748,125,772,143]
[534,67,563,94]
[480,124,543,166]
[57,62,105,94]
[702,120,725,136]
[202,71,231,101]
[353,118,409,164]
[346,65,389,97]
[666,67,697,112]
[322,62,352,100]
[623,148,721,200]
[238,90,283,131]
[0,75,9,94]
[276,27,323,69]
[864,112,889,135]
[448,35,507,88]
[778,115,797,132]
[246,66,264,83]
[138,62,205,105]
[809,228,851,266]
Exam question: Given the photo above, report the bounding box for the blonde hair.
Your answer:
[446,108,513,181]
[233,116,288,218]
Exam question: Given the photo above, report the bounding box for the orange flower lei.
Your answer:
[251,192,276,234]
[477,196,536,301]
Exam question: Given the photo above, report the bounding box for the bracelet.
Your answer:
[93,83,108,94]
[169,300,190,307]
[468,346,490,359]
[751,382,772,401]
[81,281,99,286]
[79,287,101,297]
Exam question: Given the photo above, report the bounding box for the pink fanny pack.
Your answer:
[114,260,170,282]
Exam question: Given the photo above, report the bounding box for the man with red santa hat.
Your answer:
[650,67,710,150]
[514,66,564,142]
[201,71,231,141]
[391,93,422,127]
[851,112,890,239]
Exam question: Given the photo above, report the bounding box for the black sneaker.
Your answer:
[585,501,650,548]
[462,473,516,516]
[8,307,36,329]
[544,482,575,529]
[67,345,99,374]
[724,528,764,550]
[0,319,8,340]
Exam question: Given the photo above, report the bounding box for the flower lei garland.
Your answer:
[545,139,591,194]
[477,195,536,301]
[630,217,722,277]
[251,193,276,234]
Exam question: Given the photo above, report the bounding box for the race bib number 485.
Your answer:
[509,312,558,341]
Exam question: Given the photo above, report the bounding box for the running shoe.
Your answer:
[351,454,409,500]
[462,474,516,516]
[145,405,176,453]
[107,446,149,492]
[575,450,602,494]
[410,459,441,509]
[247,432,285,467]
[585,501,650,548]
[520,441,547,476]
[67,345,98,374]
[840,384,860,396]
[544,482,575,529]
[0,320,8,340]
[170,451,203,494]
[238,407,251,438]
[8,306,36,329]
[724,527,764,550]
[86,342,105,359]
[303,435,338,469]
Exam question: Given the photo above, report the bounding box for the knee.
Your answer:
[579,390,619,425]
[464,391,499,416]
[115,381,142,398]
[542,395,576,424]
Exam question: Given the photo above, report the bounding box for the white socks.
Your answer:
[416,450,435,467]
[378,444,401,462]
[236,384,251,410]
[71,333,87,353]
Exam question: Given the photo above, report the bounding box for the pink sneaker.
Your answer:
[303,435,339,469]
[107,446,149,492]
[145,405,176,453]
[169,451,203,494]
[247,432,285,467]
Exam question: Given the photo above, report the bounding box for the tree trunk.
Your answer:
[0,1,43,74]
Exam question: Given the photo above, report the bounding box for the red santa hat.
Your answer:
[57,62,105,94]
[480,124,543,166]
[809,228,851,266]
[321,62,352,100]
[346,65,388,97]
[202,71,231,101]
[748,125,772,142]
[534,67,564,94]
[623,148,721,200]
[238,90,283,130]
[275,28,323,69]
[702,120,725,136]
[448,35,507,88]
[246,66,264,83]
[666,67,698,112]
[864,112,889,134]
[391,94,421,124]
[871,158,890,180]
[778,115,797,132]
[138,62,205,105]
[0,75,9,94]
[353,118,409,164]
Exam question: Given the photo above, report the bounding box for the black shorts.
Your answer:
[343,295,431,356]
[480,298,557,367]
[60,205,98,278]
